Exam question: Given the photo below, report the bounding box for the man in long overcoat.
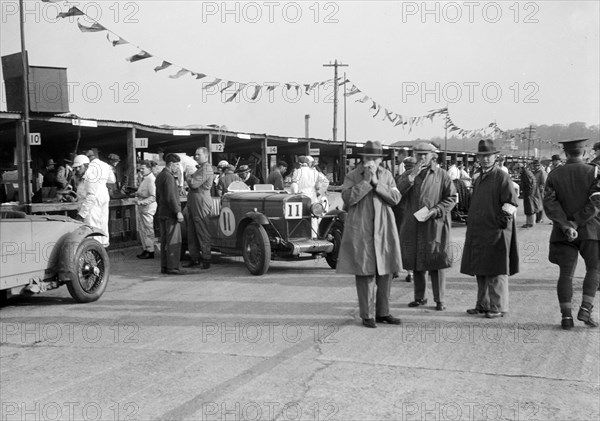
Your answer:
[337,141,402,328]
[186,147,214,269]
[520,164,540,228]
[532,159,547,223]
[155,154,184,275]
[461,139,519,318]
[396,143,456,311]
[543,138,599,329]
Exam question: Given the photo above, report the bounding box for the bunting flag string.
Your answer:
[50,0,337,102]
[443,110,506,139]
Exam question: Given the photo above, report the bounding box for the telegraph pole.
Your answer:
[322,59,348,142]
[526,125,536,158]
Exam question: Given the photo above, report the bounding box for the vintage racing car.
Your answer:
[184,187,346,275]
[0,211,110,302]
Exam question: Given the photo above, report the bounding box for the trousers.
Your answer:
[159,217,181,271]
[474,275,509,313]
[188,213,212,262]
[355,274,392,319]
[413,269,446,303]
[137,206,156,252]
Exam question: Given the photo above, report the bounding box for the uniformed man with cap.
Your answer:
[397,142,456,311]
[543,138,600,329]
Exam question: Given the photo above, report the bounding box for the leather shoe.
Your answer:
[165,269,184,275]
[577,306,598,327]
[405,274,413,283]
[561,316,574,330]
[184,261,200,268]
[408,298,427,307]
[466,308,487,315]
[362,318,377,328]
[375,315,401,325]
[485,311,503,318]
[137,251,154,259]
[435,302,446,311]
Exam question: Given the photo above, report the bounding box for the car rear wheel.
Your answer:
[325,221,344,269]
[65,238,110,303]
[242,223,271,275]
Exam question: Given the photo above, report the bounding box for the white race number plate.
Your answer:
[285,202,303,219]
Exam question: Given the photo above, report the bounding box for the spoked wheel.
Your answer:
[325,221,344,269]
[242,223,271,275]
[66,238,110,303]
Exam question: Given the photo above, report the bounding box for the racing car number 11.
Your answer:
[285,202,302,219]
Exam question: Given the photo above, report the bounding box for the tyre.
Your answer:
[325,221,344,269]
[242,223,271,275]
[65,238,110,303]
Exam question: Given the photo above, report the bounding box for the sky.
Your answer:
[1,0,599,144]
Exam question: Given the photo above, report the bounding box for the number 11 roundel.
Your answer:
[219,207,236,237]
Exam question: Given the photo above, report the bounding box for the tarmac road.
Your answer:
[1,211,599,421]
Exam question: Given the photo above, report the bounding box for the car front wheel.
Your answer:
[65,238,110,303]
[242,223,271,275]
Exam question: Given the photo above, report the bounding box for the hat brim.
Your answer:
[359,152,386,157]
[476,150,498,155]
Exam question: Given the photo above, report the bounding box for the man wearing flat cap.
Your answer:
[337,140,402,328]
[216,164,242,197]
[543,138,600,329]
[461,139,519,318]
[397,142,456,311]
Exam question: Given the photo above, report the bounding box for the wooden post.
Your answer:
[126,127,136,187]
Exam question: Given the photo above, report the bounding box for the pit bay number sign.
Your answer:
[29,133,41,146]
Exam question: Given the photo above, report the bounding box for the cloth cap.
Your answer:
[298,156,310,164]
[412,142,437,153]
[551,154,561,161]
[46,159,56,166]
[277,160,288,168]
[403,156,417,164]
[72,155,90,168]
[108,153,120,161]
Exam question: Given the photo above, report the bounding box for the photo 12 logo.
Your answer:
[400,1,540,24]
[200,1,340,24]
[1,1,140,24]
[401,82,540,104]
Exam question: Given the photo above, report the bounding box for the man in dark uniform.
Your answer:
[155,153,184,275]
[461,139,520,318]
[185,147,214,269]
[543,138,600,330]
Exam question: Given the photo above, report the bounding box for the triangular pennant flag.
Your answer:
[154,61,172,72]
[169,69,190,79]
[57,6,84,19]
[372,105,381,118]
[126,50,152,63]
[285,83,292,90]
[304,84,311,94]
[370,101,377,111]
[394,115,404,127]
[194,73,207,80]
[266,85,277,92]
[251,85,262,100]
[204,78,222,89]
[339,79,349,86]
[225,92,239,103]
[106,33,128,46]
[220,81,235,93]
[355,95,370,103]
[344,86,361,97]
[77,19,106,32]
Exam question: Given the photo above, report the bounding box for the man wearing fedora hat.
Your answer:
[397,142,456,311]
[543,138,600,329]
[461,139,519,318]
[237,165,260,189]
[548,154,563,173]
[337,140,402,328]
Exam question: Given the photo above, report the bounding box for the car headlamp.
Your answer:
[310,202,325,217]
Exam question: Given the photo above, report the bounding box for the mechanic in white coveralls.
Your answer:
[72,153,115,248]
[291,155,330,237]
